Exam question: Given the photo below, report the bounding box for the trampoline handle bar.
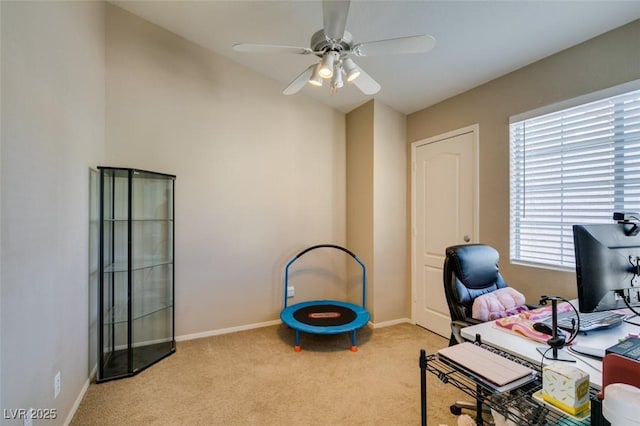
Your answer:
[283,244,367,310]
[292,244,358,260]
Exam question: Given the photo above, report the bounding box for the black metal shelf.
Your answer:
[419,345,595,425]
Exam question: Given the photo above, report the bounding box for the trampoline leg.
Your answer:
[294,330,301,352]
[350,330,358,352]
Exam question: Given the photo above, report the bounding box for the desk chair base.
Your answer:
[450,401,492,416]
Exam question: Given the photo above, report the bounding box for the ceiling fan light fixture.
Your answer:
[331,64,344,89]
[342,58,360,82]
[309,64,324,86]
[318,51,338,78]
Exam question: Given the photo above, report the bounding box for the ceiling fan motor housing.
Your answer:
[311,29,353,58]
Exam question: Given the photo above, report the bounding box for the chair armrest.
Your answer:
[450,318,482,344]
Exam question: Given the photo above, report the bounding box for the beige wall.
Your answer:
[346,101,375,311]
[347,100,408,323]
[1,1,106,423]
[372,102,408,322]
[105,5,347,336]
[407,20,640,303]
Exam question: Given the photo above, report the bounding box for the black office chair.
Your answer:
[443,244,523,416]
[443,243,515,346]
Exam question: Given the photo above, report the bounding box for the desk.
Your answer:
[420,306,640,425]
[461,315,640,390]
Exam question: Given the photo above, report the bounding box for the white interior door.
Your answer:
[412,125,478,338]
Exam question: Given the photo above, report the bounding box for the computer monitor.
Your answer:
[573,223,640,313]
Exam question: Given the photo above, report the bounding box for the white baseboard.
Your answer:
[176,317,412,342]
[89,363,97,382]
[176,319,282,342]
[369,318,412,328]
[64,377,90,426]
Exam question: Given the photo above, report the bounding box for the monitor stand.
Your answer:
[536,297,575,363]
[536,346,575,362]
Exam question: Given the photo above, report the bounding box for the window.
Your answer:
[510,82,640,269]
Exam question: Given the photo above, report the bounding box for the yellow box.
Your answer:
[542,362,590,416]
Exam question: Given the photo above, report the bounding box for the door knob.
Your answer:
[463,235,470,242]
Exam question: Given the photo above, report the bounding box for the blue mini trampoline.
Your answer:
[280,244,370,352]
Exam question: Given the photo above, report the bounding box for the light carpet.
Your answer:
[71,323,470,425]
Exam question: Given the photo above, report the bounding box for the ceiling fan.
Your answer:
[232,0,436,96]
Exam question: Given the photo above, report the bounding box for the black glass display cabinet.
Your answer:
[98,167,176,382]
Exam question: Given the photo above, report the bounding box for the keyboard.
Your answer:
[437,342,536,390]
[545,310,625,332]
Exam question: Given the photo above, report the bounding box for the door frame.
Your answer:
[410,124,480,325]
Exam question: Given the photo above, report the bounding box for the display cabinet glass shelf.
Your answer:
[98,167,175,382]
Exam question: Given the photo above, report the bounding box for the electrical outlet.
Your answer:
[287,286,295,298]
[54,371,61,399]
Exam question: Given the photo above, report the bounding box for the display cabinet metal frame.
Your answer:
[98,167,176,382]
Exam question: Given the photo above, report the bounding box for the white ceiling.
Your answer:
[111,1,640,115]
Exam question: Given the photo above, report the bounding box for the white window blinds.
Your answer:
[510,87,640,269]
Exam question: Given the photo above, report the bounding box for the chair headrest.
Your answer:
[446,244,500,289]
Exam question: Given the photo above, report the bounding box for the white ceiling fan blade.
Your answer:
[351,67,380,95]
[233,43,313,55]
[322,0,350,41]
[353,35,436,56]
[283,64,317,95]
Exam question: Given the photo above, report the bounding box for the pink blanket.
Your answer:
[471,287,528,321]
[494,302,573,344]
